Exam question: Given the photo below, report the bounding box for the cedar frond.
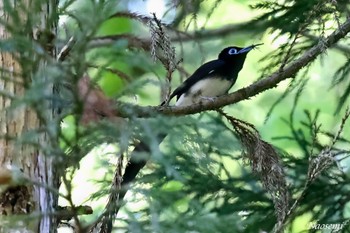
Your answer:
[218,110,289,229]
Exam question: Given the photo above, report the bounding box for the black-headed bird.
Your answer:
[164,44,262,106]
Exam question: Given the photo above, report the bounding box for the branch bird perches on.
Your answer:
[114,17,350,118]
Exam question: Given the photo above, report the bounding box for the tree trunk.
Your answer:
[0,0,58,232]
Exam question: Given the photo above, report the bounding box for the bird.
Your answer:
[115,44,261,217]
[163,44,262,106]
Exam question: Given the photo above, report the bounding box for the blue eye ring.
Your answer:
[228,48,238,55]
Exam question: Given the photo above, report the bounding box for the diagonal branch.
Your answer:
[115,17,350,118]
[89,22,249,49]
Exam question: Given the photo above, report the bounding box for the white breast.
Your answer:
[176,77,232,106]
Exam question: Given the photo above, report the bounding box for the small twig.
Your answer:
[57,205,93,221]
[329,107,350,150]
[87,63,132,82]
[57,36,75,61]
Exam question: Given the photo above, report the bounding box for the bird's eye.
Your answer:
[228,48,238,55]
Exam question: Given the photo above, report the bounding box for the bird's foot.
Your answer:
[200,96,217,102]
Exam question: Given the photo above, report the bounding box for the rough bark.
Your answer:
[0,0,58,232]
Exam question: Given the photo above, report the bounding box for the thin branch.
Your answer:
[87,63,132,82]
[89,22,249,49]
[57,36,75,61]
[90,22,350,57]
[89,34,149,50]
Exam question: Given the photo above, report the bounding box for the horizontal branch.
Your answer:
[90,21,350,55]
[116,17,350,118]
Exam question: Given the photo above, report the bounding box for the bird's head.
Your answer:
[218,44,262,61]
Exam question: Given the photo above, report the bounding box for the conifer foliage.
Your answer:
[0,0,350,232]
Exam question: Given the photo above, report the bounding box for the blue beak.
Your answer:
[238,43,263,54]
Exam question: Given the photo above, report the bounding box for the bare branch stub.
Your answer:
[0,185,33,215]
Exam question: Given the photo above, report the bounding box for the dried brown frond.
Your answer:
[87,154,124,233]
[149,13,176,69]
[307,107,350,181]
[218,110,289,229]
[148,13,181,101]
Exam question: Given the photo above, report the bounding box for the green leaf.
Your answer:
[97,17,132,36]
[98,70,125,97]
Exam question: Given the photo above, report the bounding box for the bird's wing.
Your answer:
[168,60,225,101]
